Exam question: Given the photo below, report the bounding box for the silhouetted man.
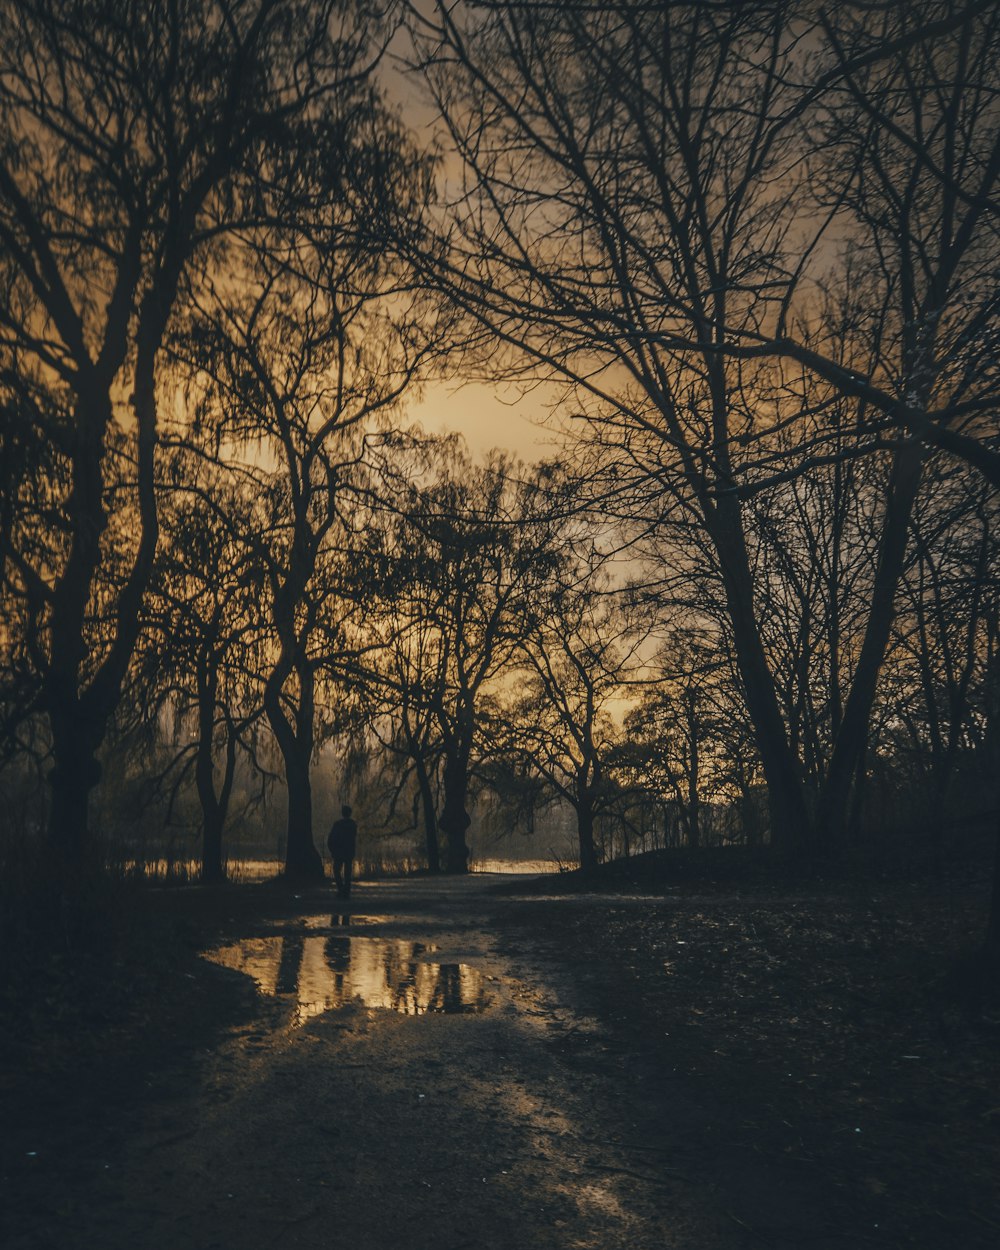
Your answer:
[327,804,358,899]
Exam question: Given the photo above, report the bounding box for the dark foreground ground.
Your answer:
[1,853,998,1248]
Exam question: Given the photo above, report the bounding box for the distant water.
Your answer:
[131,856,571,882]
[130,858,282,883]
[470,858,573,875]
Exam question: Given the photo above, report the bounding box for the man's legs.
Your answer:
[334,857,352,898]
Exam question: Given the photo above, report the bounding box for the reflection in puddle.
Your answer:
[300,914,393,929]
[204,935,490,1025]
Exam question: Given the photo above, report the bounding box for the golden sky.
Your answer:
[404,379,563,462]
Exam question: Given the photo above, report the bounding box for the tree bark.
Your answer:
[413,753,441,873]
[264,647,324,881]
[575,799,598,875]
[820,439,928,849]
[194,658,238,885]
[687,705,701,849]
[45,390,110,858]
[46,319,162,860]
[707,500,812,853]
[47,701,103,863]
[195,729,225,885]
[440,751,471,874]
[283,745,320,878]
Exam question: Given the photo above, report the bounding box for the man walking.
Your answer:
[327,804,358,899]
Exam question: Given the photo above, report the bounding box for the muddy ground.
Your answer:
[2,868,998,1249]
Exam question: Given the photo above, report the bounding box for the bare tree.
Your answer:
[772,0,1000,486]
[164,63,442,876]
[408,0,1000,854]
[360,545,449,871]
[136,461,267,883]
[491,543,644,872]
[364,445,560,871]
[623,630,745,851]
[883,465,999,848]
[0,0,389,865]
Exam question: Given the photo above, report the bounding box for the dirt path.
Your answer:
[4,876,860,1249]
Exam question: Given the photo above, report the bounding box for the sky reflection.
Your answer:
[204,934,490,1024]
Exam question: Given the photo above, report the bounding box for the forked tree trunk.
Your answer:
[195,697,238,885]
[46,330,163,865]
[821,440,928,850]
[711,517,812,852]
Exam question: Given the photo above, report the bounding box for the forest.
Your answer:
[3,3,1000,1247]
[3,0,999,923]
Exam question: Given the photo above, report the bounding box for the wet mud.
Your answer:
[3,876,866,1249]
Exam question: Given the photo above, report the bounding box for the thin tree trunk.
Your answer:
[821,439,928,848]
[687,710,701,849]
[201,804,225,885]
[199,714,238,885]
[413,754,441,873]
[195,653,225,884]
[710,507,812,853]
[195,725,225,885]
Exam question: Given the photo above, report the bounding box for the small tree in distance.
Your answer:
[491,540,645,874]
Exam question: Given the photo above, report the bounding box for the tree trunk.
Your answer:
[45,336,162,863]
[195,658,225,884]
[195,729,225,885]
[201,803,225,886]
[979,641,1000,988]
[687,710,701,849]
[414,754,441,873]
[440,752,471,874]
[283,745,321,878]
[45,390,110,860]
[821,439,928,849]
[196,714,237,885]
[709,506,812,853]
[735,650,811,851]
[47,700,103,864]
[264,652,324,881]
[575,800,598,874]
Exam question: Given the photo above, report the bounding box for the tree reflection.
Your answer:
[205,934,489,1023]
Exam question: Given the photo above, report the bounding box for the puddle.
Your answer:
[297,914,394,929]
[204,935,490,1024]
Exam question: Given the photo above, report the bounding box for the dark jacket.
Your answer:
[327,817,357,859]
